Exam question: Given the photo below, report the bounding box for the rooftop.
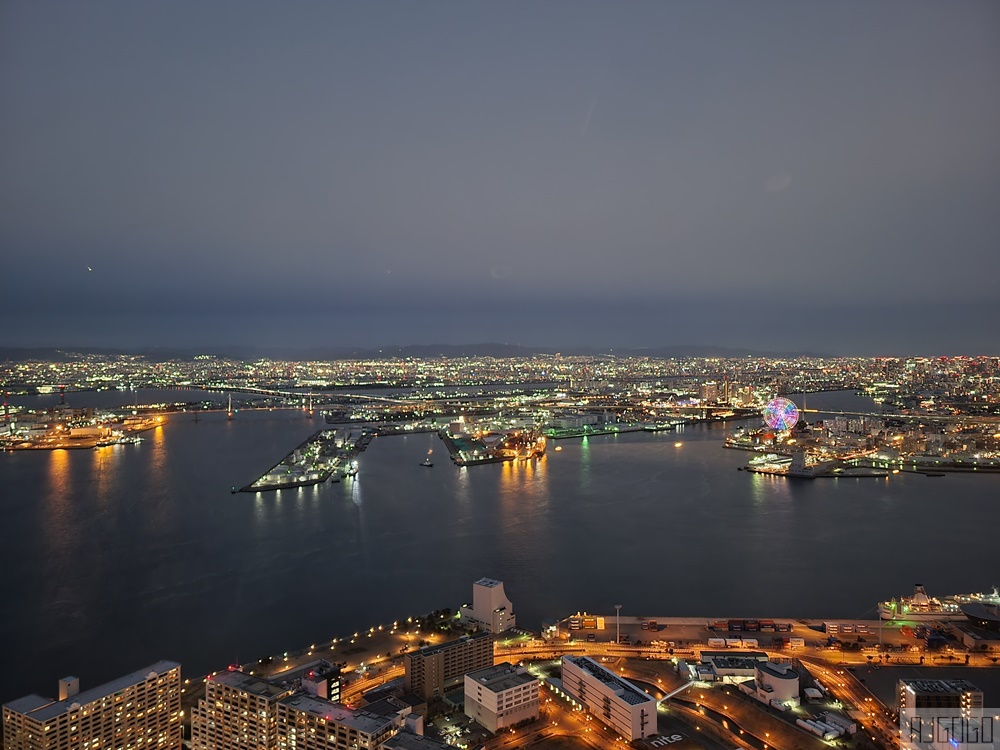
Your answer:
[4,661,180,723]
[563,655,654,707]
[466,663,535,694]
[901,679,981,695]
[382,732,453,750]
[411,632,493,658]
[265,659,340,686]
[475,578,503,588]
[699,650,768,662]
[757,662,798,680]
[209,669,291,700]
[279,694,395,735]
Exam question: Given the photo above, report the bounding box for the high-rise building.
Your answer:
[560,655,657,741]
[275,693,398,750]
[2,661,182,750]
[191,670,295,750]
[403,633,494,700]
[463,663,538,733]
[898,679,984,750]
[897,679,983,712]
[699,381,719,403]
[192,665,386,750]
[459,578,516,634]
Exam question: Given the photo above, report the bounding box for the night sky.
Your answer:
[2,2,998,355]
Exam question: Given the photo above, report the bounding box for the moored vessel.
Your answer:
[879,584,1000,620]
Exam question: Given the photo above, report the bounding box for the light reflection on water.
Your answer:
[44,449,74,553]
[579,436,591,490]
[3,397,999,704]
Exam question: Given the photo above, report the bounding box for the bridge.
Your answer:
[187,384,414,405]
[799,407,1000,424]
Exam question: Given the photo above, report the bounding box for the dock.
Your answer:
[239,430,344,492]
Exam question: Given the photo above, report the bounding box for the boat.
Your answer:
[421,449,434,468]
[743,451,817,478]
[827,466,890,478]
[747,453,792,467]
[879,585,1000,620]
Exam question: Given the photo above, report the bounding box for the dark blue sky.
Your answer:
[2,1,998,354]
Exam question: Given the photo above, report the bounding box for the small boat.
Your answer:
[421,449,433,468]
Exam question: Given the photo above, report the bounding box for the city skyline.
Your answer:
[3,2,999,353]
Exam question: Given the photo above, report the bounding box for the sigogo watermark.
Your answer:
[901,708,997,750]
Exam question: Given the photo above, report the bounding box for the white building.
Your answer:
[560,656,657,741]
[460,578,516,634]
[739,662,800,708]
[464,663,538,733]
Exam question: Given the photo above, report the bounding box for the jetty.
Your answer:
[240,430,342,492]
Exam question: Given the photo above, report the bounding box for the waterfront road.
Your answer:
[798,658,900,748]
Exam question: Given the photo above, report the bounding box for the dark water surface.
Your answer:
[2,390,997,701]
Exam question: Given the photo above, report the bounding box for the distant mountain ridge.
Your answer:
[0,343,833,362]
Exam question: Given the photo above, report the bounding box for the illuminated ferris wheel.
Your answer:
[763,397,799,430]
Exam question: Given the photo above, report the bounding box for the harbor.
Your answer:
[4,406,999,709]
[239,428,366,492]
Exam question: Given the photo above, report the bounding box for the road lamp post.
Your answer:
[615,604,622,644]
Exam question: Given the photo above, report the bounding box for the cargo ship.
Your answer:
[878,585,1000,620]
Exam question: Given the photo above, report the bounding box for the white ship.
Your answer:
[878,584,1000,621]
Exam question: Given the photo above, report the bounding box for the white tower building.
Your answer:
[460,578,516,634]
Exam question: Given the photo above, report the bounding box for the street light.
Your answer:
[615,604,622,644]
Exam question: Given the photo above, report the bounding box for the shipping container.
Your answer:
[712,620,729,631]
[742,638,759,648]
[744,619,760,632]
[760,619,776,632]
[648,621,660,631]
[581,617,598,629]
[569,618,581,630]
[776,622,792,632]
[708,638,726,648]
[789,637,805,649]
[725,638,743,648]
[728,619,744,631]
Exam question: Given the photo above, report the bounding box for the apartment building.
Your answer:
[463,663,538,733]
[560,655,656,741]
[403,633,494,700]
[2,661,182,750]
